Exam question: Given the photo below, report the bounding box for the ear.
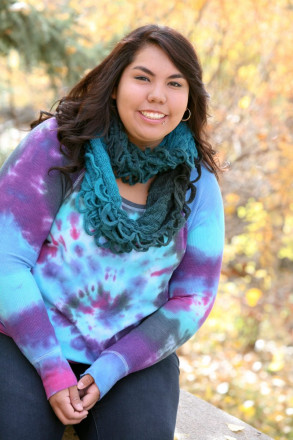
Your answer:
[111,87,117,99]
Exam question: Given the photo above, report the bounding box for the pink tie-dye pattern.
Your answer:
[69,212,80,240]
[151,266,174,277]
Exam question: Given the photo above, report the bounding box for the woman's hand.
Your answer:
[77,374,100,410]
[49,385,89,425]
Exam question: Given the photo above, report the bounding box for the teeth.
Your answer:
[141,111,165,120]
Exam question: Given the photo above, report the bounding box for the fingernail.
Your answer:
[77,403,83,411]
[78,381,85,390]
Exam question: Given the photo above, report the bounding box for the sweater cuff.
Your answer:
[83,351,129,399]
[34,350,77,399]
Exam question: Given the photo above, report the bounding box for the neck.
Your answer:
[116,177,155,205]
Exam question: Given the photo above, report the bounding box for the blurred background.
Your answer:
[0,1,292,438]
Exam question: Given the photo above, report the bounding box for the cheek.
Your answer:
[175,98,189,118]
[173,91,189,111]
[116,85,137,115]
[183,91,190,108]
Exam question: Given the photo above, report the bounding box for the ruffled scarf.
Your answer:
[76,120,198,253]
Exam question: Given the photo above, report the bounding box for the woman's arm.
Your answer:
[0,119,77,399]
[83,167,225,399]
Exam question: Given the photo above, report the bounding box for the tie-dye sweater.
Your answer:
[0,118,224,400]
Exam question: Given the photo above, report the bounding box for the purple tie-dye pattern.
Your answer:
[0,119,69,250]
[6,303,58,349]
[0,118,224,400]
[84,242,222,399]
[169,251,223,291]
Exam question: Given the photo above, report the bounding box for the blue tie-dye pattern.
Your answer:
[0,119,224,399]
[0,214,78,398]
[32,189,186,365]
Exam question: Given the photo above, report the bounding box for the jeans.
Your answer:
[0,333,180,440]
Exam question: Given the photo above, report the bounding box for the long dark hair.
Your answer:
[32,24,222,179]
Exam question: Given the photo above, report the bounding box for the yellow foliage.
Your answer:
[225,205,237,215]
[238,96,251,109]
[245,288,263,307]
[7,50,20,69]
[245,262,256,274]
[228,49,240,61]
[231,234,258,257]
[54,66,68,76]
[239,401,256,418]
[225,193,240,204]
[237,64,257,80]
[265,159,279,172]
[66,46,77,55]
[268,351,285,373]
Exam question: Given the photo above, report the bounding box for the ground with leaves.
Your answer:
[178,270,293,440]
[1,1,292,439]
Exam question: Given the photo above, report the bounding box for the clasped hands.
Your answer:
[49,374,100,425]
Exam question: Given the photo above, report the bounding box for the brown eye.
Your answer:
[169,81,182,87]
[135,76,150,82]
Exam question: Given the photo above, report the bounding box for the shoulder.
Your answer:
[0,117,71,200]
[25,117,60,153]
[189,165,222,206]
[2,117,64,172]
[32,116,58,132]
[190,164,219,189]
[186,164,224,229]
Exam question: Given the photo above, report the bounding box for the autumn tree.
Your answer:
[0,1,292,438]
[0,0,112,122]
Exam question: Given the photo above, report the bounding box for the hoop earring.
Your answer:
[182,108,191,121]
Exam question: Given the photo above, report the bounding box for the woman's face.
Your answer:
[112,44,189,149]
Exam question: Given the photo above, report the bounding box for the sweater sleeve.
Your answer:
[84,167,225,399]
[0,118,77,398]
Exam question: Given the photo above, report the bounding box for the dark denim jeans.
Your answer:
[0,333,179,440]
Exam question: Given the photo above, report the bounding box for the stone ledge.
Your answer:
[175,390,274,440]
[63,390,274,440]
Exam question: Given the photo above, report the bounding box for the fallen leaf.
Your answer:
[227,423,245,432]
[224,436,237,440]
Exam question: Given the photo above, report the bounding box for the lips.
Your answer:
[140,111,166,120]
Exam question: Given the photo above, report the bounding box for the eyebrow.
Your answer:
[132,66,185,80]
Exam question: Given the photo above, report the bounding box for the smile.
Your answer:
[140,111,166,120]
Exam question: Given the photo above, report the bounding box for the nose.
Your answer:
[147,84,167,104]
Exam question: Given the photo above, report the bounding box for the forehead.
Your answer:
[128,44,182,73]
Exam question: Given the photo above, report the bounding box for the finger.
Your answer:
[62,406,88,422]
[56,410,89,426]
[81,384,100,410]
[57,404,88,425]
[78,388,86,398]
[82,394,99,411]
[52,401,88,425]
[49,388,88,425]
[65,410,89,425]
[77,374,94,390]
[69,385,84,411]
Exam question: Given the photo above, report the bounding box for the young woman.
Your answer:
[0,24,224,440]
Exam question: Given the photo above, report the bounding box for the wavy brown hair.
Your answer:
[32,24,222,179]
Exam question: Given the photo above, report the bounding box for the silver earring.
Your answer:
[182,108,191,121]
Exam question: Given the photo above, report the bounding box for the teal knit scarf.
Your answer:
[76,120,198,253]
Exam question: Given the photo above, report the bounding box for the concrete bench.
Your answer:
[62,390,274,440]
[174,390,273,439]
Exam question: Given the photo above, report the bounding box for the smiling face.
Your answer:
[112,44,189,149]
